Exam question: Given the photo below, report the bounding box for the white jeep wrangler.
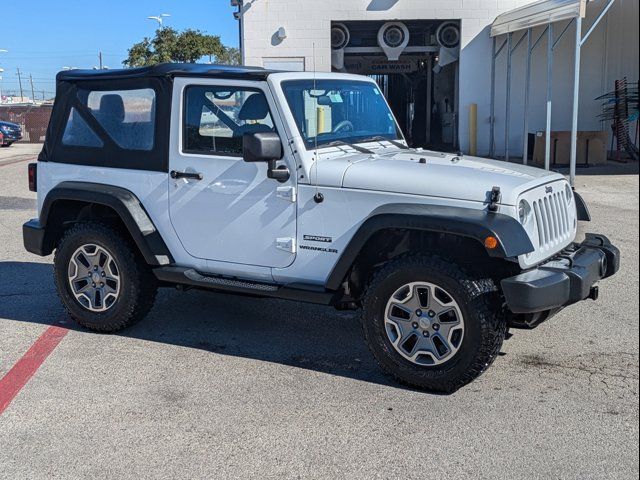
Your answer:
[23,64,620,392]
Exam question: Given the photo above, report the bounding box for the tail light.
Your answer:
[28,163,37,192]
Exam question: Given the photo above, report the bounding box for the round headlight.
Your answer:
[565,184,573,205]
[518,199,532,225]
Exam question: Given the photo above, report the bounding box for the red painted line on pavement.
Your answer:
[0,156,37,168]
[0,325,69,415]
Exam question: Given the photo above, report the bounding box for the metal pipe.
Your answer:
[581,0,616,47]
[511,31,528,53]
[495,38,508,57]
[531,26,549,51]
[553,19,575,49]
[570,17,583,187]
[490,37,497,157]
[523,28,532,165]
[505,33,513,162]
[545,24,554,170]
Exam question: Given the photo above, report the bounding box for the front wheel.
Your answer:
[54,222,157,332]
[362,254,507,393]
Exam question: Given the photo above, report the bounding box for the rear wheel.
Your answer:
[362,254,506,393]
[54,222,157,332]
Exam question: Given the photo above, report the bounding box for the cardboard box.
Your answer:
[532,131,607,166]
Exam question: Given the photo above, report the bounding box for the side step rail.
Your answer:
[153,266,336,306]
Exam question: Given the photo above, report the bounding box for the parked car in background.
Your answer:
[0,120,23,146]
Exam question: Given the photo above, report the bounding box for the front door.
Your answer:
[168,78,296,269]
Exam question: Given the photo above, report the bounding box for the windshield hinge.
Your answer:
[276,186,297,203]
[276,237,296,254]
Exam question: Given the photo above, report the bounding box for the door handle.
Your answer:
[171,170,203,181]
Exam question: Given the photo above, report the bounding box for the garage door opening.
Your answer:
[331,20,460,151]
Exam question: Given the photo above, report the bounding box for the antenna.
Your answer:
[312,42,324,204]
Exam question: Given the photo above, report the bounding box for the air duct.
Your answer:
[331,23,350,70]
[378,22,410,61]
[435,22,460,70]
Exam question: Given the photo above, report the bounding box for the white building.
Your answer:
[241,0,639,164]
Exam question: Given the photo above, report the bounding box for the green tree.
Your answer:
[123,27,236,67]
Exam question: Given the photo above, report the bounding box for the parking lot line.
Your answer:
[0,156,36,168]
[0,324,69,415]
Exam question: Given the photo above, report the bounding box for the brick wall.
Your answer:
[0,104,53,143]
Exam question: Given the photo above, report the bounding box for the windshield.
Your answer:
[281,79,403,150]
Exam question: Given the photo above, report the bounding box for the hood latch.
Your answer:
[489,186,501,212]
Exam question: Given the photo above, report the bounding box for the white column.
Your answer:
[569,17,583,188]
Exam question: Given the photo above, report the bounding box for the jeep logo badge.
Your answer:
[545,186,553,194]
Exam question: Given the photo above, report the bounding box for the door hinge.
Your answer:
[276,186,297,202]
[276,237,296,254]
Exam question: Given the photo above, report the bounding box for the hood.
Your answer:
[313,147,565,206]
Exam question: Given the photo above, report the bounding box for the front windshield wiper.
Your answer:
[359,136,409,150]
[321,140,374,155]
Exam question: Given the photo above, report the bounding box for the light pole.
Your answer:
[0,49,5,101]
[147,14,170,29]
[231,1,244,65]
[0,50,7,94]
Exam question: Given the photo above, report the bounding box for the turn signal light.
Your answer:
[28,163,37,192]
[484,236,499,250]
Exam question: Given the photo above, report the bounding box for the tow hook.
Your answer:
[588,286,599,301]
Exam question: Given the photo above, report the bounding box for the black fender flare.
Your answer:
[325,203,534,291]
[574,191,591,221]
[39,181,172,265]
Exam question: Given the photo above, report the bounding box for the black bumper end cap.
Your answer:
[583,233,620,278]
[502,269,571,314]
[23,219,49,256]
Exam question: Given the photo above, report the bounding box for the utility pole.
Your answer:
[42,90,45,101]
[98,51,103,69]
[29,74,36,103]
[16,68,24,100]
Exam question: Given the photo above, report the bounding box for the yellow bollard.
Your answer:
[317,107,326,135]
[469,103,478,156]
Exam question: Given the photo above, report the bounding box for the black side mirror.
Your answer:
[243,132,283,162]
[242,132,290,183]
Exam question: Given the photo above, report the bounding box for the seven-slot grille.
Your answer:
[532,189,572,251]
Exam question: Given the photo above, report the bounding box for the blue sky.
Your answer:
[0,0,239,99]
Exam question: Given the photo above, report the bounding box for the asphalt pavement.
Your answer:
[0,143,638,479]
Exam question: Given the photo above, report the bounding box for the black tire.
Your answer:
[362,254,507,393]
[54,222,157,332]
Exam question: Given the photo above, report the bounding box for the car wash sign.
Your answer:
[343,56,419,75]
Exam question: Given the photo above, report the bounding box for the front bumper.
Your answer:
[501,233,620,314]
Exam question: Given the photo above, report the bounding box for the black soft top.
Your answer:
[56,63,276,82]
[40,63,280,171]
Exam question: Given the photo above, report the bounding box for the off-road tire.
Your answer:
[54,222,157,332]
[362,254,507,393]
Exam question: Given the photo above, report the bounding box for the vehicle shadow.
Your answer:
[0,261,411,391]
